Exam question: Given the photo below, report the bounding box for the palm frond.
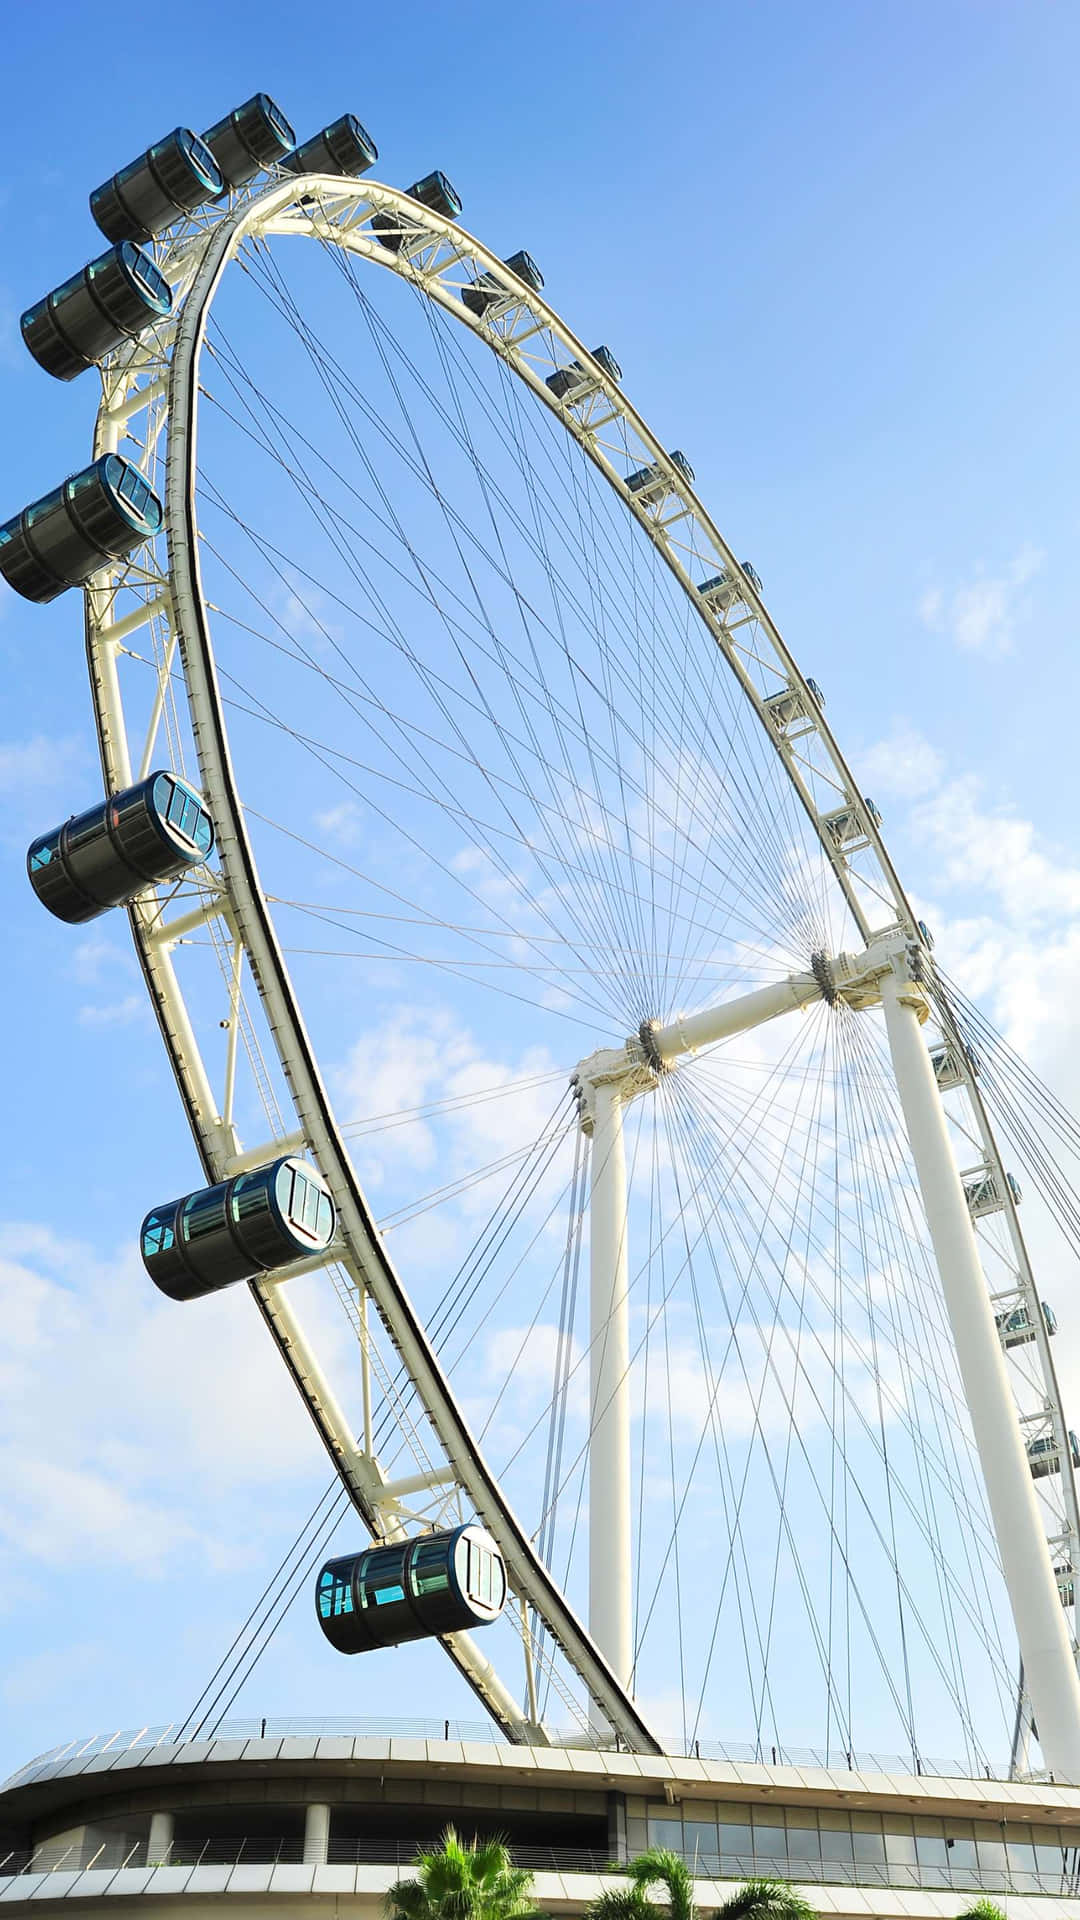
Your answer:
[714,1879,819,1920]
[586,1890,657,1920]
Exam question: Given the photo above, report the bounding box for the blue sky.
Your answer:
[3,0,1080,1782]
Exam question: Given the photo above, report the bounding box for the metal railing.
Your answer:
[1,1717,1025,1794]
[2,1835,1079,1899]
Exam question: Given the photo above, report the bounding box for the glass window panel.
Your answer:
[975,1839,1007,1870]
[683,1822,718,1864]
[884,1830,916,1865]
[142,1213,175,1255]
[852,1832,886,1864]
[647,1820,683,1850]
[945,1836,978,1871]
[1033,1840,1065,1871]
[1006,1839,1035,1870]
[411,1541,450,1597]
[717,1823,753,1859]
[302,1180,321,1234]
[786,1828,820,1862]
[183,1187,226,1239]
[820,1827,854,1861]
[915,1835,947,1867]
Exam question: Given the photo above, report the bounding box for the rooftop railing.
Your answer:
[1,1717,1026,1794]
[1,1835,1077,1900]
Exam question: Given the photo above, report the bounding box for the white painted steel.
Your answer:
[651,972,821,1064]
[302,1804,329,1867]
[66,167,1078,1758]
[587,1080,633,1704]
[880,961,1080,1779]
[157,189,658,1756]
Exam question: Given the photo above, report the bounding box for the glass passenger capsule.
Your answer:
[461,250,544,319]
[763,677,824,733]
[546,345,622,402]
[0,455,162,604]
[626,450,695,499]
[1027,1430,1080,1479]
[316,1525,507,1655]
[282,114,378,179]
[21,243,172,382]
[142,1157,336,1301]
[202,93,296,188]
[929,1037,981,1090]
[371,170,463,251]
[91,128,223,243]
[698,560,763,611]
[27,771,214,925]
[996,1299,1057,1350]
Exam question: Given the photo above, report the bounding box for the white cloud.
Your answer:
[77,994,146,1028]
[919,545,1044,655]
[316,800,365,845]
[0,1222,348,1585]
[0,735,84,793]
[858,723,945,801]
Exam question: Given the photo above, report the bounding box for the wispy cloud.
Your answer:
[859,722,944,800]
[919,544,1044,654]
[0,734,85,793]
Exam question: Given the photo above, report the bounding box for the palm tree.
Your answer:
[713,1883,819,1920]
[386,1827,541,1920]
[588,1847,694,1920]
[954,1904,1007,1920]
[588,1849,817,1920]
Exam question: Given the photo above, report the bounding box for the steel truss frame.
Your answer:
[76,170,1077,1760]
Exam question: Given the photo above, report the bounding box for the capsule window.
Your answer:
[318,1566,353,1620]
[29,833,60,873]
[411,1539,451,1598]
[359,1545,407,1608]
[143,1211,175,1256]
[116,463,152,520]
[183,1186,226,1241]
[467,1540,495,1607]
[231,1171,269,1224]
[167,782,200,842]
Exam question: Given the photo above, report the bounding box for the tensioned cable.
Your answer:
[205,255,837,983]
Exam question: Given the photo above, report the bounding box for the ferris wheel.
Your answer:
[8,94,1080,1778]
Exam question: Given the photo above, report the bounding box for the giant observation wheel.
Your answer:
[9,96,1080,1778]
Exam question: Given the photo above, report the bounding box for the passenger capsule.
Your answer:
[142,1157,336,1301]
[407,170,463,219]
[202,93,296,188]
[546,345,622,402]
[21,244,172,382]
[0,455,162,604]
[371,170,463,252]
[282,115,378,179]
[462,250,544,319]
[91,129,223,243]
[626,450,695,504]
[27,772,214,925]
[316,1525,506,1655]
[1028,1430,1080,1480]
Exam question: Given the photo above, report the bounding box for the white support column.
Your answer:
[303,1802,330,1866]
[147,1811,174,1866]
[589,1078,633,1702]
[881,961,1080,1780]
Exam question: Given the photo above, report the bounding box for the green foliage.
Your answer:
[587,1850,817,1920]
[385,1827,541,1920]
[713,1881,819,1920]
[954,1904,1008,1920]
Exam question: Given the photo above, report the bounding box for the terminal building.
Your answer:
[3,1718,1080,1918]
